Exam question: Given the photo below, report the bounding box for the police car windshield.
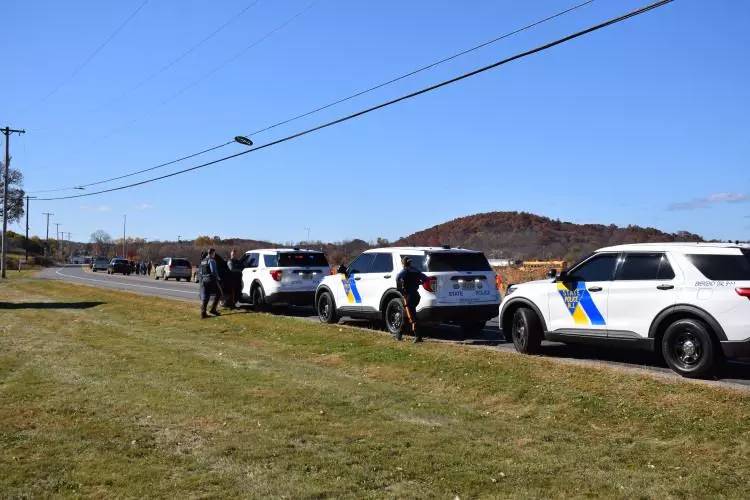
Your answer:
[426,252,492,272]
[267,252,329,267]
[686,250,750,280]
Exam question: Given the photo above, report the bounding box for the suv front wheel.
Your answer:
[511,307,542,354]
[661,318,717,378]
[317,291,338,324]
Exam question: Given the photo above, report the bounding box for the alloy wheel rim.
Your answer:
[673,331,702,367]
[388,304,403,332]
[514,316,527,346]
[320,296,330,320]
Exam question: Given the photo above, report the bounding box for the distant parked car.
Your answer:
[91,257,109,272]
[108,258,131,275]
[155,257,192,281]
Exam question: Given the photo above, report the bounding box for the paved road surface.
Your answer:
[41,265,750,389]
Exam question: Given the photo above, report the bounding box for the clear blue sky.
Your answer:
[5,0,749,244]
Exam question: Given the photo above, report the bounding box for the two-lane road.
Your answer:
[41,265,200,301]
[41,265,750,389]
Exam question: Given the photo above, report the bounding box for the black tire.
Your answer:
[661,318,717,378]
[460,321,486,337]
[164,276,168,281]
[384,297,408,336]
[252,285,267,312]
[154,274,159,280]
[317,291,338,324]
[511,307,542,354]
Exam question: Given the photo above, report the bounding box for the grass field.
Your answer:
[2,276,750,498]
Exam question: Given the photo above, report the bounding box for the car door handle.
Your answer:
[587,286,603,292]
[354,277,361,281]
[657,284,674,290]
[384,275,391,279]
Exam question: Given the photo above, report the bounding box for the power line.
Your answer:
[29,0,594,195]
[35,0,674,202]
[23,0,150,111]
[94,0,262,112]
[91,0,318,144]
[242,0,599,139]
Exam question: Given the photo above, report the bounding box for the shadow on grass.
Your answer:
[0,301,105,310]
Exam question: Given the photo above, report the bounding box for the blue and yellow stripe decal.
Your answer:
[557,281,606,326]
[341,274,362,304]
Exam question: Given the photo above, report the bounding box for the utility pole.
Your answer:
[1,126,26,279]
[42,212,53,256]
[304,227,311,244]
[65,232,72,262]
[122,214,126,257]
[24,195,36,263]
[54,223,62,259]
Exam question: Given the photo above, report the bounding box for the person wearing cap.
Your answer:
[395,256,428,342]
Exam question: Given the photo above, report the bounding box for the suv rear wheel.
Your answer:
[384,297,408,336]
[661,318,717,378]
[252,285,267,312]
[317,291,338,324]
[511,307,542,354]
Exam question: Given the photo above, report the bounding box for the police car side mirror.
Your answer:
[546,268,558,279]
[556,270,570,282]
[336,264,347,275]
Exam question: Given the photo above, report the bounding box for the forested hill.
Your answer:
[395,211,704,262]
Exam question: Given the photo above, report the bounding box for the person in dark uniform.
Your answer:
[199,248,222,318]
[395,256,428,342]
[225,249,242,309]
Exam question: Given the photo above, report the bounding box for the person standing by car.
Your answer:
[199,249,221,318]
[225,249,242,309]
[395,256,428,342]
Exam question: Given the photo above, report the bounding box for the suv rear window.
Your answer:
[171,259,191,267]
[267,252,329,267]
[686,251,750,280]
[426,252,492,272]
[113,259,128,265]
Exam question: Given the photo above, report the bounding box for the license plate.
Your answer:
[461,281,475,291]
[301,273,313,280]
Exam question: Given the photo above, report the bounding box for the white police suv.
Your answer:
[499,243,750,377]
[239,248,329,309]
[315,246,501,336]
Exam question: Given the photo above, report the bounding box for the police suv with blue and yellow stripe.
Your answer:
[499,243,750,378]
[315,246,501,337]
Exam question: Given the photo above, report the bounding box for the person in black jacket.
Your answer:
[224,249,242,309]
[199,249,221,318]
[395,256,428,342]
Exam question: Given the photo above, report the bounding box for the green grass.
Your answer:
[2,277,750,498]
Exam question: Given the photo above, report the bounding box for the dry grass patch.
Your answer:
[2,277,750,498]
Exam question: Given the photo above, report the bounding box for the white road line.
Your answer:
[54,268,196,295]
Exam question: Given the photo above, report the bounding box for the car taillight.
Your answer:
[736,288,750,300]
[422,276,438,293]
[270,270,283,282]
